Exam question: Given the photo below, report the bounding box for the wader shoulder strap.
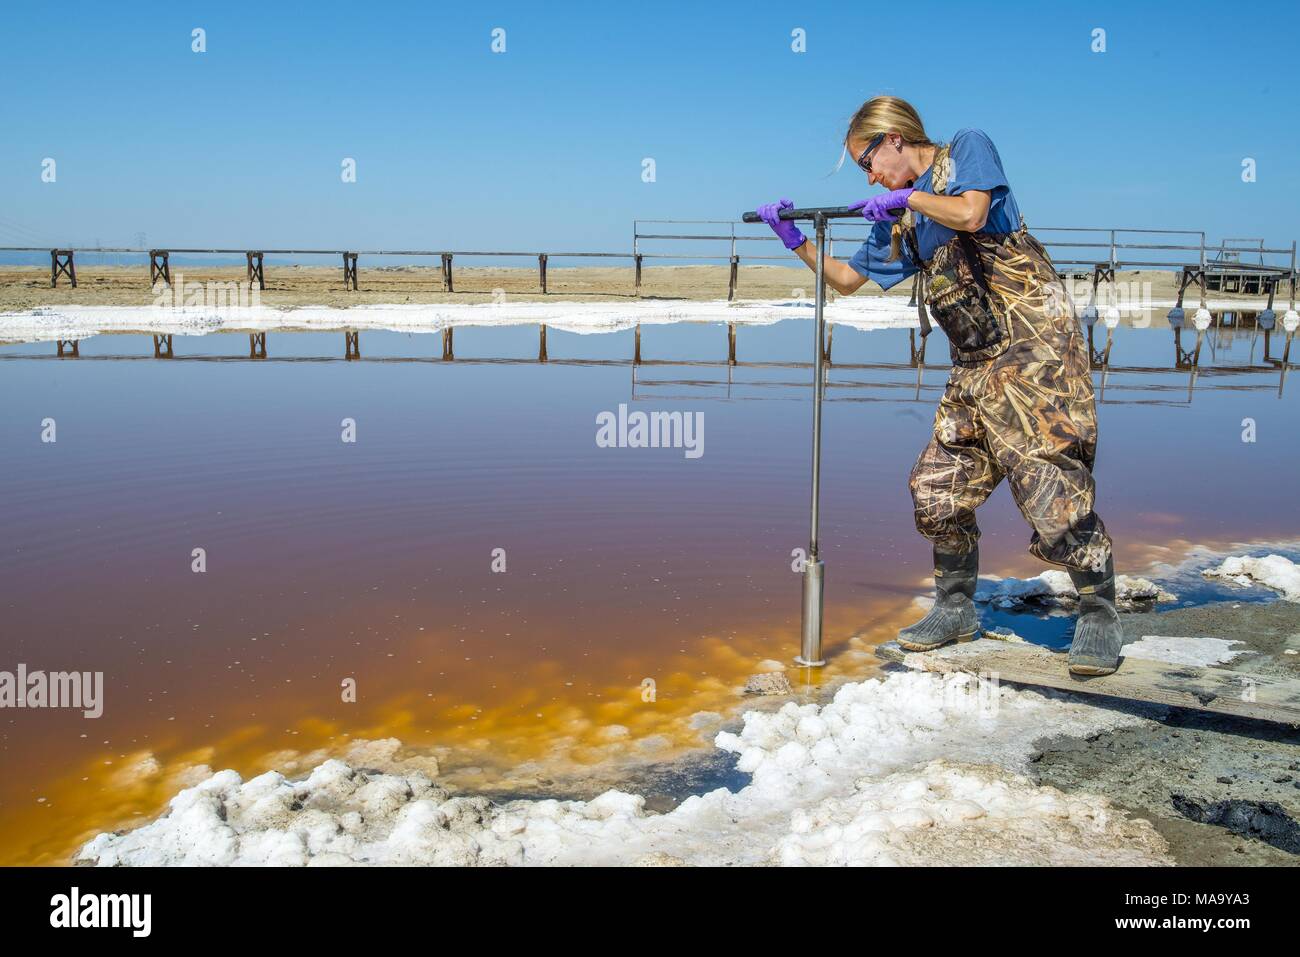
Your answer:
[933,141,991,298]
[899,217,931,337]
[891,143,955,339]
[956,231,989,291]
[931,143,953,196]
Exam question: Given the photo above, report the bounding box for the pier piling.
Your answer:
[50,249,76,288]
[246,252,265,290]
[150,250,171,288]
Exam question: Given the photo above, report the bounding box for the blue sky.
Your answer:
[2,0,1297,264]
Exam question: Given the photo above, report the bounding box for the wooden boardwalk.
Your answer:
[876,638,1300,728]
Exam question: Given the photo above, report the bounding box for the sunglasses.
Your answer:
[855,132,888,174]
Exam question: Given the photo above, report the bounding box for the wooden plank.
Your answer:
[876,638,1300,728]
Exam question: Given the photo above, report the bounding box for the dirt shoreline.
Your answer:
[0,264,1284,312]
[1026,599,1300,866]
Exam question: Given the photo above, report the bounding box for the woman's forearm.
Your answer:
[907,189,990,232]
[791,238,868,295]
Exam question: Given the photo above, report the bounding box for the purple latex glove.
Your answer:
[757,198,807,250]
[849,188,915,223]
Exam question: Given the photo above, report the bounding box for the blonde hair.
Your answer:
[837,96,935,262]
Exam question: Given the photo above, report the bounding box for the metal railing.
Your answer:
[633,220,1298,277]
[1212,238,1267,266]
[4,221,1298,299]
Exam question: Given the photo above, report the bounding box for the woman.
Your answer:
[757,95,1121,676]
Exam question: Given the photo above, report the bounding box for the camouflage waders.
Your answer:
[900,145,1112,575]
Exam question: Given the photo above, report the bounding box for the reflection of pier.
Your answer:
[1080,310,1294,372]
[16,320,1295,404]
[632,359,1292,407]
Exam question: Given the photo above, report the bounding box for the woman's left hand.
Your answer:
[849,188,914,222]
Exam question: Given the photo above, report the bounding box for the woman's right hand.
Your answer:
[757,198,807,251]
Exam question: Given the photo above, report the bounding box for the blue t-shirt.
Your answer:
[848,128,1021,290]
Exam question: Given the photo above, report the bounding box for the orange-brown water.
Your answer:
[2,320,1297,864]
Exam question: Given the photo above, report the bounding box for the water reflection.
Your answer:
[1,317,1297,864]
[10,312,1297,403]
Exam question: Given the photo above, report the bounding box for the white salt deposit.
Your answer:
[976,570,1076,607]
[3,295,1274,346]
[975,572,1175,609]
[1119,635,1251,667]
[75,668,1169,867]
[1203,554,1300,602]
[0,298,919,345]
[771,759,1160,866]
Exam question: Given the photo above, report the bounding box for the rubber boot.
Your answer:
[1066,555,1124,676]
[897,547,981,651]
